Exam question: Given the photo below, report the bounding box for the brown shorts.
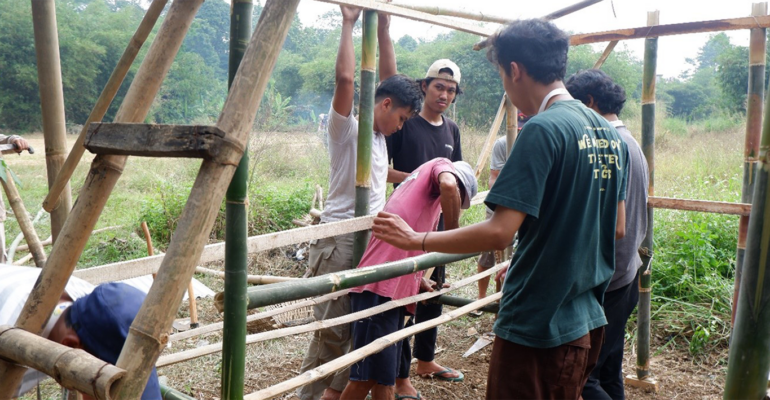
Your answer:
[486,328,604,400]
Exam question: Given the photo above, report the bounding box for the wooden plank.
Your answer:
[571,15,770,45]
[85,123,242,163]
[648,196,751,216]
[313,0,495,37]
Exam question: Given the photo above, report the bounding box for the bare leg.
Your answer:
[477,263,490,299]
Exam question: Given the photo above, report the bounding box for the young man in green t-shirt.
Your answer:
[371,19,629,399]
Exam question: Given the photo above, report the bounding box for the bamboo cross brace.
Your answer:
[0,174,46,268]
[593,40,619,69]
[474,95,507,178]
[244,291,503,399]
[384,1,513,24]
[195,266,298,284]
[158,263,505,367]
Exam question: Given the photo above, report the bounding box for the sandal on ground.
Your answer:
[468,310,483,317]
[395,392,422,400]
[418,367,464,382]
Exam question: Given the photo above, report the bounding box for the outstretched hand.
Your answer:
[372,211,421,251]
[377,1,391,30]
[340,5,362,23]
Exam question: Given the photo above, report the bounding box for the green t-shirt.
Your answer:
[486,100,629,348]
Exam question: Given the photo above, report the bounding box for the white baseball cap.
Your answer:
[425,59,461,85]
[42,301,72,338]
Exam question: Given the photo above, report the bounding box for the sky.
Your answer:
[293,0,766,78]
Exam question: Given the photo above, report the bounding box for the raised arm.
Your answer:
[331,6,361,118]
[377,10,396,81]
[438,172,462,230]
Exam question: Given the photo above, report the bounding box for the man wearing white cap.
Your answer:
[385,59,465,398]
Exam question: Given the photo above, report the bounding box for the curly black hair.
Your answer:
[376,74,423,114]
[565,69,627,116]
[486,19,569,84]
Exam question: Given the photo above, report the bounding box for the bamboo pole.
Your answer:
[221,1,253,397]
[593,40,619,69]
[0,1,204,395]
[647,196,751,215]
[352,10,378,268]
[234,252,476,311]
[30,0,72,242]
[724,23,770,397]
[0,174,46,268]
[504,95,517,156]
[113,1,300,397]
[245,292,503,399]
[385,1,513,24]
[42,0,168,213]
[474,95,507,178]
[160,264,504,367]
[7,208,45,262]
[0,326,125,400]
[733,2,767,326]
[160,384,196,400]
[434,294,499,313]
[196,266,297,285]
[635,10,659,384]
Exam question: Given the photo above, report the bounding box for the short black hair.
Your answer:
[565,69,627,115]
[416,68,464,103]
[486,19,569,84]
[375,74,423,114]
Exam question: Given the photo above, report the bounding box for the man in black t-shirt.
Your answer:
[385,59,465,398]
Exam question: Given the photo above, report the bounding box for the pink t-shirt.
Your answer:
[350,158,458,314]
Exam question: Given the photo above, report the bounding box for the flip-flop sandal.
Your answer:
[395,392,422,399]
[419,368,464,382]
[469,310,483,317]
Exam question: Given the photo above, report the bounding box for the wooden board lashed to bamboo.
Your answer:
[42,0,168,213]
[112,1,301,397]
[0,1,203,396]
[733,2,767,325]
[31,0,72,242]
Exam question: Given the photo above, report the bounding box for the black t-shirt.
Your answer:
[386,115,463,180]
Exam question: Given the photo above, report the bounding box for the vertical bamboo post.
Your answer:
[504,95,517,156]
[30,0,72,242]
[113,1,300,396]
[221,1,252,398]
[0,1,204,395]
[635,10,659,385]
[733,2,767,325]
[0,173,46,268]
[724,21,770,397]
[473,94,507,178]
[352,10,378,267]
[42,0,168,213]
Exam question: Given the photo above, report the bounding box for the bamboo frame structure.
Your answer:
[474,95,507,178]
[593,40,619,69]
[42,0,168,213]
[0,172,46,268]
[733,2,767,324]
[31,0,72,241]
[386,1,513,24]
[0,1,204,395]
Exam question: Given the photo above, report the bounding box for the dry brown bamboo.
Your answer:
[386,1,513,24]
[159,263,505,367]
[0,174,46,268]
[504,95,517,155]
[0,1,204,395]
[188,281,199,328]
[474,95,507,178]
[0,325,125,400]
[42,0,168,213]
[195,266,298,285]
[113,1,301,396]
[31,0,72,242]
[244,291,503,399]
[12,253,33,266]
[593,40,619,69]
[15,225,120,254]
[647,196,751,216]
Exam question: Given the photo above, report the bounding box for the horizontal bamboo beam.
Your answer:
[386,1,512,24]
[194,266,298,284]
[571,15,770,46]
[313,0,495,37]
[244,291,503,399]
[231,252,477,311]
[0,326,125,400]
[648,196,751,216]
[434,294,499,313]
[159,263,505,367]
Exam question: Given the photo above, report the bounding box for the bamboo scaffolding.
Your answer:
[234,252,476,311]
[159,264,504,367]
[0,174,46,268]
[245,291,502,399]
[221,1,253,396]
[0,326,125,400]
[631,10,659,388]
[733,2,767,325]
[593,40,619,69]
[386,1,512,24]
[112,1,300,396]
[723,15,770,395]
[0,1,205,396]
[31,0,72,242]
[42,0,168,213]
[474,95,507,178]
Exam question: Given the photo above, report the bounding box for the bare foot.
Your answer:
[415,360,463,381]
[320,388,342,400]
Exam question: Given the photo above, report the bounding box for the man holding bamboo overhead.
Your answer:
[372,19,629,399]
[296,5,422,400]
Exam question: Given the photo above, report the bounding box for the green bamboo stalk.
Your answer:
[160,384,196,400]
[221,1,252,399]
[733,2,767,325]
[241,252,476,310]
[352,10,378,267]
[433,295,499,313]
[724,27,770,398]
[636,10,659,381]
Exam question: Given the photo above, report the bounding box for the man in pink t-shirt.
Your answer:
[340,158,477,400]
